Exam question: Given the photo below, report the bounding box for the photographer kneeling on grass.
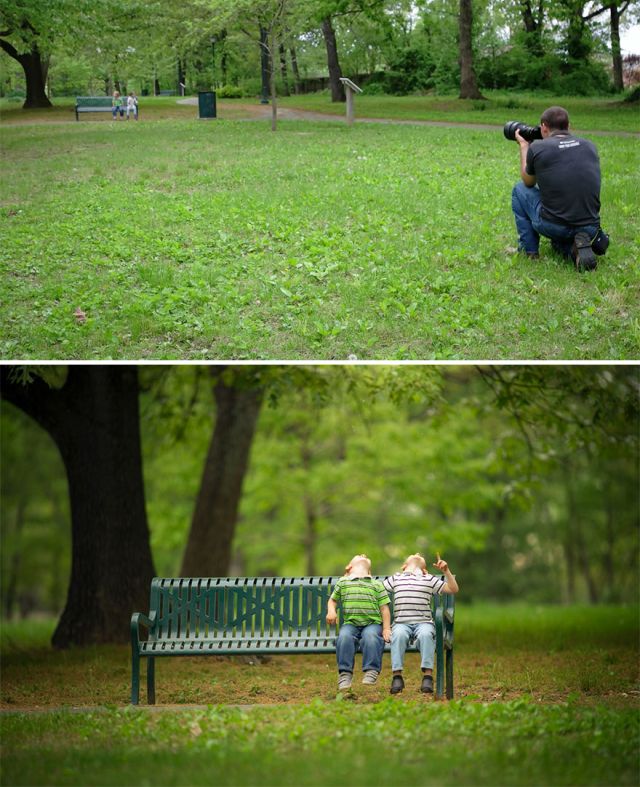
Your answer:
[510,105,609,272]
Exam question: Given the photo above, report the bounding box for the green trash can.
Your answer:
[198,91,216,119]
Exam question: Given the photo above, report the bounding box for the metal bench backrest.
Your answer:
[149,576,449,641]
[76,96,113,108]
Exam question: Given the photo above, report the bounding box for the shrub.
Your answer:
[383,47,435,95]
[216,85,243,99]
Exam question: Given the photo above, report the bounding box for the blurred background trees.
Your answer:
[2,0,639,106]
[2,364,638,646]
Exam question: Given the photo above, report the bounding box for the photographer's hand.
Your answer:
[515,130,536,187]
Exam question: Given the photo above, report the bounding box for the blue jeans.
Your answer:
[336,623,384,673]
[391,622,435,671]
[511,182,598,256]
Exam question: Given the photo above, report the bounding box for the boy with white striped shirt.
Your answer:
[383,552,459,695]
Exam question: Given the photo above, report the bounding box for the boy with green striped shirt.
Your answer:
[326,554,391,690]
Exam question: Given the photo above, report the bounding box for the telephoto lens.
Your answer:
[503,120,543,142]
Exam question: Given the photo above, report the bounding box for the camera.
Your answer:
[503,120,543,143]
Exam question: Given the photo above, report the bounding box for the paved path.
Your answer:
[177,97,639,137]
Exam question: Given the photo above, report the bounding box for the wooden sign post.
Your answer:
[339,77,363,126]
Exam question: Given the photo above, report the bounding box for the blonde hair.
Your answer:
[402,553,427,573]
[345,554,372,573]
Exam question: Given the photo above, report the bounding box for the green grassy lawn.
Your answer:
[278,90,640,133]
[2,97,638,360]
[1,605,638,786]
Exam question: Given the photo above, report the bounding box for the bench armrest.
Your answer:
[130,611,156,650]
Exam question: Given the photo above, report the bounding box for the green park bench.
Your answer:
[75,96,138,120]
[131,576,455,705]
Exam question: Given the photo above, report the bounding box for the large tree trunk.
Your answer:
[610,3,624,91]
[290,46,301,93]
[458,0,484,99]
[279,43,290,96]
[259,26,270,104]
[322,17,345,102]
[180,369,263,577]
[0,39,52,108]
[0,366,155,647]
[520,0,544,55]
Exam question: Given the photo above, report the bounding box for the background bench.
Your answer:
[75,96,138,120]
[131,576,455,704]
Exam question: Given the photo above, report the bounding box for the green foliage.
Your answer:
[216,84,243,98]
[382,47,435,95]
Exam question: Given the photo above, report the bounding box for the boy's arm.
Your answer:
[326,597,338,625]
[381,604,391,642]
[433,555,459,594]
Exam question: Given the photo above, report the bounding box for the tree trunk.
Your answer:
[180,369,263,577]
[458,0,484,99]
[610,4,624,91]
[279,43,290,96]
[290,46,301,93]
[0,39,52,108]
[270,31,278,131]
[4,498,27,619]
[520,0,544,55]
[259,26,270,104]
[322,17,345,102]
[0,366,155,647]
[565,478,598,603]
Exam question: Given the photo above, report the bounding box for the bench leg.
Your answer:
[147,657,156,705]
[446,648,454,700]
[435,610,445,699]
[131,649,140,705]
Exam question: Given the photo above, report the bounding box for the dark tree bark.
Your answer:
[259,25,270,103]
[0,366,155,647]
[610,3,624,91]
[279,43,290,95]
[0,38,51,108]
[520,0,544,55]
[322,17,345,102]
[3,498,27,619]
[458,0,485,99]
[180,368,264,577]
[290,46,301,93]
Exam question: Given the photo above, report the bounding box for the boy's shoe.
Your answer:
[390,675,405,695]
[420,674,434,693]
[362,670,379,685]
[571,232,597,272]
[338,672,353,690]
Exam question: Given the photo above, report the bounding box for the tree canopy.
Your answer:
[2,364,638,646]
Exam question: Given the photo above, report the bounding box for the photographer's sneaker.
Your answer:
[338,672,353,690]
[572,232,597,272]
[362,670,379,685]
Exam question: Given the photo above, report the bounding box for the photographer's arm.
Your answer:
[516,130,536,187]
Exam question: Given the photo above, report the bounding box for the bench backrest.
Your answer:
[149,576,450,640]
[76,96,113,107]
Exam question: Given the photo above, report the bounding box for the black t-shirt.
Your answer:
[526,133,601,226]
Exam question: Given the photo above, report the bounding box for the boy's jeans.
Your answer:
[511,182,598,256]
[336,623,384,673]
[391,622,435,671]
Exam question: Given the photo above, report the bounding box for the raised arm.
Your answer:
[433,553,459,594]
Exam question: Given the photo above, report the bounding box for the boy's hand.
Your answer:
[433,552,449,573]
[326,611,337,625]
[382,627,392,643]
